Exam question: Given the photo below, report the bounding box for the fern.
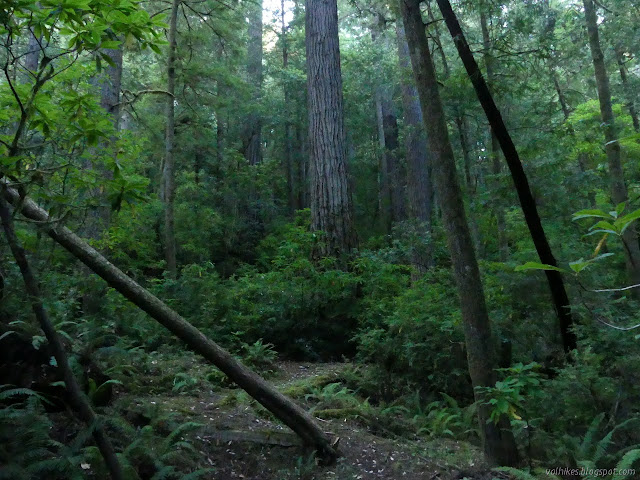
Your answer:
[593,417,638,465]
[182,469,217,480]
[151,464,176,480]
[578,413,605,460]
[493,466,537,480]
[613,449,640,480]
[0,386,48,403]
[163,422,203,448]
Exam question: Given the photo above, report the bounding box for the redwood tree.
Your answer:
[306,0,357,258]
[242,0,263,166]
[399,0,519,466]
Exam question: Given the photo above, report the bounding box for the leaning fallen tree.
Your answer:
[2,182,338,463]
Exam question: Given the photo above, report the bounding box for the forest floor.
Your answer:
[110,353,511,480]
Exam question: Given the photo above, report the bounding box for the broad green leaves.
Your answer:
[573,204,640,236]
[514,262,564,272]
[516,204,640,275]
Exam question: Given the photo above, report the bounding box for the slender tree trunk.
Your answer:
[480,9,507,261]
[216,112,225,165]
[399,0,519,466]
[163,0,179,278]
[381,92,405,226]
[454,113,473,191]
[583,0,640,293]
[25,30,41,74]
[396,20,433,274]
[550,67,596,208]
[551,70,571,120]
[306,0,357,258]
[242,0,263,166]
[282,0,297,214]
[435,0,577,353]
[0,192,124,480]
[615,46,640,133]
[98,48,123,127]
[542,2,595,209]
[82,45,124,314]
[375,86,392,233]
[374,24,405,231]
[1,182,339,462]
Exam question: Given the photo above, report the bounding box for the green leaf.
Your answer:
[100,40,121,49]
[573,209,609,221]
[616,208,640,234]
[515,262,565,273]
[569,253,614,273]
[589,220,618,233]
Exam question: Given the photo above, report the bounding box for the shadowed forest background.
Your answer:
[1,0,640,478]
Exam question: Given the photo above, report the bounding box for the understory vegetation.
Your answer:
[1,0,640,478]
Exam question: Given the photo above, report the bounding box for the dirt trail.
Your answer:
[117,359,502,479]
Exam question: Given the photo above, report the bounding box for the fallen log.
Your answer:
[2,182,338,463]
[201,429,303,447]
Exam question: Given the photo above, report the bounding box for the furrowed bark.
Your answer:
[399,0,519,466]
[242,0,264,166]
[1,183,339,463]
[435,0,577,353]
[306,0,357,259]
[583,0,640,297]
[0,191,124,480]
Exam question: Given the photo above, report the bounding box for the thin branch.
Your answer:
[594,317,640,331]
[593,283,640,293]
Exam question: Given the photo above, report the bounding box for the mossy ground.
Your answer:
[104,351,512,480]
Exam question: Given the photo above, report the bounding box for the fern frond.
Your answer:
[613,449,640,480]
[493,466,536,480]
[578,413,605,459]
[0,387,47,402]
[163,422,203,447]
[150,465,176,480]
[182,468,217,479]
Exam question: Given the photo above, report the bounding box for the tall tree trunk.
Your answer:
[615,46,640,133]
[396,20,433,274]
[82,45,124,314]
[583,0,640,293]
[453,112,483,256]
[435,0,577,353]
[542,2,595,209]
[480,9,507,261]
[382,92,405,225]
[163,0,179,278]
[454,113,473,192]
[374,24,405,231]
[242,0,263,166]
[0,192,124,480]
[399,0,519,466]
[550,67,596,208]
[1,182,339,462]
[98,48,124,128]
[25,30,41,74]
[306,0,357,258]
[282,0,297,214]
[375,86,392,233]
[216,112,225,165]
